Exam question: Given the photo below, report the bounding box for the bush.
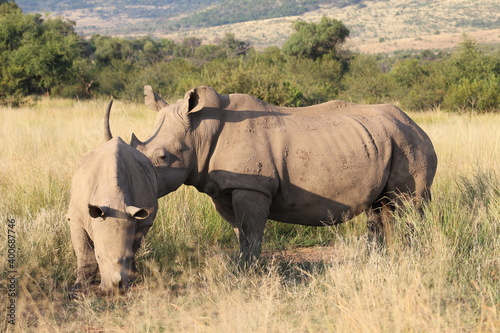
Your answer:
[440,36,499,112]
[339,54,390,104]
[443,75,499,112]
[204,59,307,106]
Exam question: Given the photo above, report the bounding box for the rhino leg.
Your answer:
[232,189,271,263]
[69,222,98,295]
[128,225,152,279]
[212,196,240,239]
[366,197,395,248]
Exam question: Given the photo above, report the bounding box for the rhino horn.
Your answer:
[130,133,143,147]
[104,100,113,141]
[144,85,168,111]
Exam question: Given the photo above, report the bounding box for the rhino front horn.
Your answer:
[104,100,114,141]
[130,133,143,147]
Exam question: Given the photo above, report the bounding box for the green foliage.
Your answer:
[0,8,87,104]
[202,57,307,106]
[283,16,350,60]
[285,54,344,104]
[0,6,498,112]
[338,36,498,112]
[339,54,391,104]
[443,75,499,112]
[440,36,500,112]
[388,58,447,110]
[0,0,19,15]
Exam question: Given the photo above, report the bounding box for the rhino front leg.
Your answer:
[129,225,152,280]
[232,189,271,264]
[69,221,98,295]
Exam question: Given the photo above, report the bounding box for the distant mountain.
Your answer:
[15,0,217,19]
[14,0,500,52]
[15,0,337,29]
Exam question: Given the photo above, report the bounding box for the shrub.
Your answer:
[443,75,499,112]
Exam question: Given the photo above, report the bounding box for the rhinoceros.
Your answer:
[67,128,158,294]
[106,86,437,262]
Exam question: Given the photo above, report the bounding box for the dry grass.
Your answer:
[0,99,499,332]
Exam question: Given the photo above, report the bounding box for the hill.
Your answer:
[13,0,500,52]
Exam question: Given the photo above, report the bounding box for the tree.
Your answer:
[1,7,87,102]
[91,35,134,67]
[0,0,19,16]
[18,17,82,95]
[441,35,500,112]
[282,16,350,60]
[220,33,250,58]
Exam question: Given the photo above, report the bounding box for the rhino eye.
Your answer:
[153,149,168,166]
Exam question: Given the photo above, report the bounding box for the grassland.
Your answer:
[0,99,499,332]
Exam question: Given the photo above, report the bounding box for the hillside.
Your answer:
[14,0,500,52]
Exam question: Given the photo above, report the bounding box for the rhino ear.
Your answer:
[126,206,151,220]
[184,86,208,114]
[88,204,106,219]
[144,85,168,112]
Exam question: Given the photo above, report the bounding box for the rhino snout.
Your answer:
[99,270,130,295]
[98,256,136,294]
[112,271,123,287]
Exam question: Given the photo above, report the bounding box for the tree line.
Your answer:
[1,1,498,112]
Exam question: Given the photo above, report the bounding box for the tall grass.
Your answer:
[0,100,498,332]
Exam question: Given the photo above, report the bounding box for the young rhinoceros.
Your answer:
[67,136,158,295]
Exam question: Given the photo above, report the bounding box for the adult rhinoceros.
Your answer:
[106,86,437,262]
[67,129,158,295]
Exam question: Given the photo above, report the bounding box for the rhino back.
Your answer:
[206,101,434,225]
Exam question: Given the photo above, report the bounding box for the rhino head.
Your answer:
[88,204,153,293]
[105,86,221,197]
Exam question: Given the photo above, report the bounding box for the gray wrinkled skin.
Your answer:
[67,137,158,295]
[108,85,437,262]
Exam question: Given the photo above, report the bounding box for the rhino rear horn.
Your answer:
[104,100,113,141]
[144,85,168,111]
[130,133,143,148]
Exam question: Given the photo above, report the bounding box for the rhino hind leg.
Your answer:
[366,197,395,248]
[367,182,433,250]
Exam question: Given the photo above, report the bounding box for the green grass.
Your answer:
[0,99,498,332]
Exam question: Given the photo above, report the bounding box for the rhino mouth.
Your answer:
[98,274,132,296]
